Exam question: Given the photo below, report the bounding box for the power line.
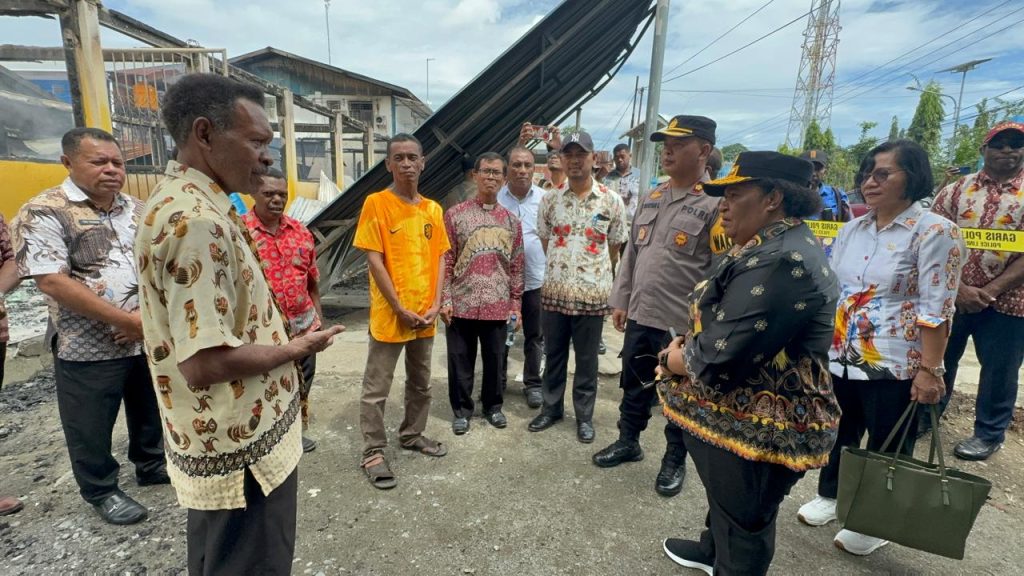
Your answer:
[597,92,640,150]
[661,0,776,79]
[718,1,1022,144]
[663,5,818,84]
[941,83,1024,128]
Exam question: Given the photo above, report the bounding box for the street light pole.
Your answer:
[324,0,332,66]
[939,58,992,132]
[426,57,436,108]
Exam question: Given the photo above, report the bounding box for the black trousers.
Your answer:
[927,309,1024,443]
[618,320,687,462]
[504,287,544,391]
[541,312,603,422]
[299,353,316,429]
[684,432,804,576]
[53,354,165,504]
[818,374,915,499]
[0,341,6,389]
[446,318,507,418]
[187,467,298,576]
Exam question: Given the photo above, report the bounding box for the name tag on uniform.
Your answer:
[78,219,103,225]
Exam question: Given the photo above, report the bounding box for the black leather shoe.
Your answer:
[954,436,1002,461]
[524,388,543,409]
[528,413,562,432]
[93,491,148,525]
[302,436,318,453]
[452,417,470,435]
[577,421,595,444]
[136,469,171,486]
[485,411,508,428]
[592,440,644,468]
[655,461,686,497]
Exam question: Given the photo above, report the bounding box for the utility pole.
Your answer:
[638,0,669,196]
[426,57,435,107]
[940,58,991,133]
[324,0,332,65]
[628,75,640,149]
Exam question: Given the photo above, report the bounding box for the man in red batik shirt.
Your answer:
[244,168,328,453]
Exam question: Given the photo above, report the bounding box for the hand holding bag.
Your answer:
[836,402,992,560]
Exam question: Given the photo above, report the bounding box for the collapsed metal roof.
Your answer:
[311,0,657,284]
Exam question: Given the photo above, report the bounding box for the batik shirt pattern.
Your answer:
[829,202,965,380]
[0,215,14,343]
[11,179,143,361]
[137,161,301,510]
[442,198,525,320]
[537,180,627,315]
[659,219,841,472]
[932,169,1024,317]
[243,213,322,336]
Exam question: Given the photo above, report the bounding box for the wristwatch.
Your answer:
[921,365,946,378]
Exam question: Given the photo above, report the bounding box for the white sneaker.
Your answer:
[514,372,524,383]
[797,495,837,526]
[834,529,889,556]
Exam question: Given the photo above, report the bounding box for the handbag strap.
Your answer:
[881,401,952,505]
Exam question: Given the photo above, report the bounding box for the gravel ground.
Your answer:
[1,303,1021,575]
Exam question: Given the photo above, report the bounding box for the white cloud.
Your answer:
[1,0,1021,151]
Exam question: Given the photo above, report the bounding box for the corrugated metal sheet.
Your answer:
[311,0,656,283]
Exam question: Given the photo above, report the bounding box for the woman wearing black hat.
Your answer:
[656,151,841,575]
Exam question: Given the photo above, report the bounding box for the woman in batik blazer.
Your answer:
[655,151,841,576]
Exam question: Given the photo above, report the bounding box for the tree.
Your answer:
[906,80,946,159]
[803,118,828,151]
[720,143,748,162]
[847,121,879,167]
[822,127,837,154]
[950,99,991,169]
[888,116,899,142]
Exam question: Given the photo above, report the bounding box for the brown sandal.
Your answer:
[400,436,448,457]
[361,452,397,490]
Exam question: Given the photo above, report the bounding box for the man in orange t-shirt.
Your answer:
[353,133,450,489]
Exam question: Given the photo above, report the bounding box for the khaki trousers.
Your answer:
[360,334,434,455]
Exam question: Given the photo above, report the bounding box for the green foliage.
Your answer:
[802,119,828,151]
[847,121,880,168]
[888,116,899,142]
[906,80,946,159]
[777,142,799,156]
[720,143,748,162]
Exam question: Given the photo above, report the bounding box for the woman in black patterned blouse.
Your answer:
[655,151,842,576]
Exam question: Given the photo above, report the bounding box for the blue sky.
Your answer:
[2,0,1022,151]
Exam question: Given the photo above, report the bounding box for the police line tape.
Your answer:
[805,220,1024,253]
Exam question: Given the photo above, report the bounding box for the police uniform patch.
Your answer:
[650,189,663,200]
[674,231,688,247]
[638,226,649,242]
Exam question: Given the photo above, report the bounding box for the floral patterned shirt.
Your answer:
[442,198,525,321]
[137,161,301,511]
[242,213,322,336]
[932,168,1024,317]
[537,179,627,315]
[829,202,965,380]
[659,219,841,472]
[0,215,14,343]
[11,178,143,361]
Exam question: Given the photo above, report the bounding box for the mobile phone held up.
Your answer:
[526,124,555,143]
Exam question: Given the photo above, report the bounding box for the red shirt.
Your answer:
[243,212,322,334]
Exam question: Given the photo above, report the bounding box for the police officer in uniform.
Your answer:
[593,115,728,496]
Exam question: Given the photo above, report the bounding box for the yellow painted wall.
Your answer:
[0,161,68,220]
[0,160,320,219]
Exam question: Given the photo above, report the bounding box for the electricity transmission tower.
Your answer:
[785,0,841,150]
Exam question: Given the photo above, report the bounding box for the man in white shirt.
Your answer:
[498,146,547,408]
